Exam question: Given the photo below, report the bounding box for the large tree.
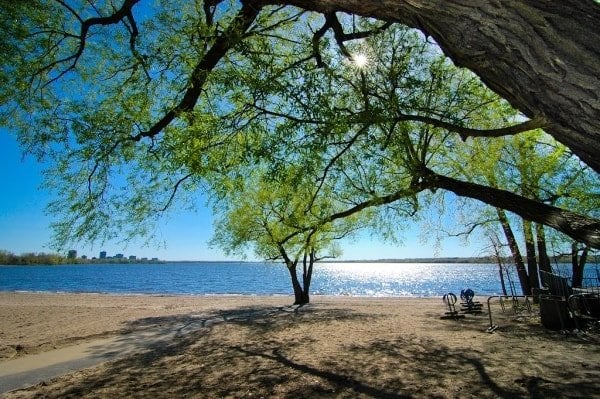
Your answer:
[447,128,599,294]
[206,19,599,299]
[211,166,367,304]
[0,1,598,250]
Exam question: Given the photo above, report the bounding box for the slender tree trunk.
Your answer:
[571,243,589,288]
[279,246,310,304]
[497,209,531,295]
[498,265,507,297]
[489,234,508,296]
[536,223,552,275]
[523,220,539,291]
[300,249,315,304]
[579,246,589,286]
[267,0,600,173]
[287,262,309,305]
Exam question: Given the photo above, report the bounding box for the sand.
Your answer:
[0,292,599,398]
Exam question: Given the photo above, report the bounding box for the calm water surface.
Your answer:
[0,262,509,297]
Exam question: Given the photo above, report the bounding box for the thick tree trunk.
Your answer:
[265,0,600,173]
[422,169,600,248]
[497,209,530,295]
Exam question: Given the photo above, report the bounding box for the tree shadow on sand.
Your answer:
[10,303,600,399]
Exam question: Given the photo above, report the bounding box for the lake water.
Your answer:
[0,262,512,298]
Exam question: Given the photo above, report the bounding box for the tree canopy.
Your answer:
[0,0,598,255]
[260,0,600,174]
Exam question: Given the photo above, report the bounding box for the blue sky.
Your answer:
[0,129,486,261]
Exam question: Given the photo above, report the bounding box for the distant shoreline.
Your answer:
[319,257,500,264]
[170,256,519,264]
[2,254,581,266]
[162,258,499,264]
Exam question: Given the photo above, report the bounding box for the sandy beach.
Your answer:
[0,292,599,398]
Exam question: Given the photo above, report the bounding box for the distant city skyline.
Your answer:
[0,129,487,261]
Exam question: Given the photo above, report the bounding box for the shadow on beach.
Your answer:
[6,302,600,399]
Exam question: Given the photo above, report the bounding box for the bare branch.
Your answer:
[202,0,226,26]
[42,0,142,86]
[455,116,547,140]
[325,13,350,58]
[327,13,392,57]
[158,173,194,212]
[305,124,369,214]
[310,12,390,67]
[311,16,331,67]
[443,218,498,238]
[348,113,546,140]
[281,182,426,246]
[122,9,151,81]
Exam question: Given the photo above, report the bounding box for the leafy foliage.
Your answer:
[1,0,598,258]
[0,249,69,265]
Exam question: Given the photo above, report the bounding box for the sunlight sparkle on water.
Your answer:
[314,262,499,297]
[0,262,505,297]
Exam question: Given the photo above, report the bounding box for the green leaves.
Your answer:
[3,1,596,254]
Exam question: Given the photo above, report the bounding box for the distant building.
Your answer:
[115,253,124,259]
[67,250,77,259]
[151,257,159,262]
[128,255,136,261]
[81,255,87,260]
[99,251,107,259]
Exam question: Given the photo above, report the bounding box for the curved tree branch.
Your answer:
[311,12,392,67]
[280,163,600,249]
[83,2,262,191]
[42,0,141,86]
[304,124,369,214]
[311,14,332,67]
[157,173,194,212]
[421,168,600,248]
[281,183,426,245]
[392,114,547,140]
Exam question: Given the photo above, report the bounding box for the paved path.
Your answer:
[0,306,296,394]
[0,314,224,394]
[0,337,124,393]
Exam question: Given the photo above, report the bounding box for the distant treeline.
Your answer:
[0,250,74,265]
[0,250,163,265]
